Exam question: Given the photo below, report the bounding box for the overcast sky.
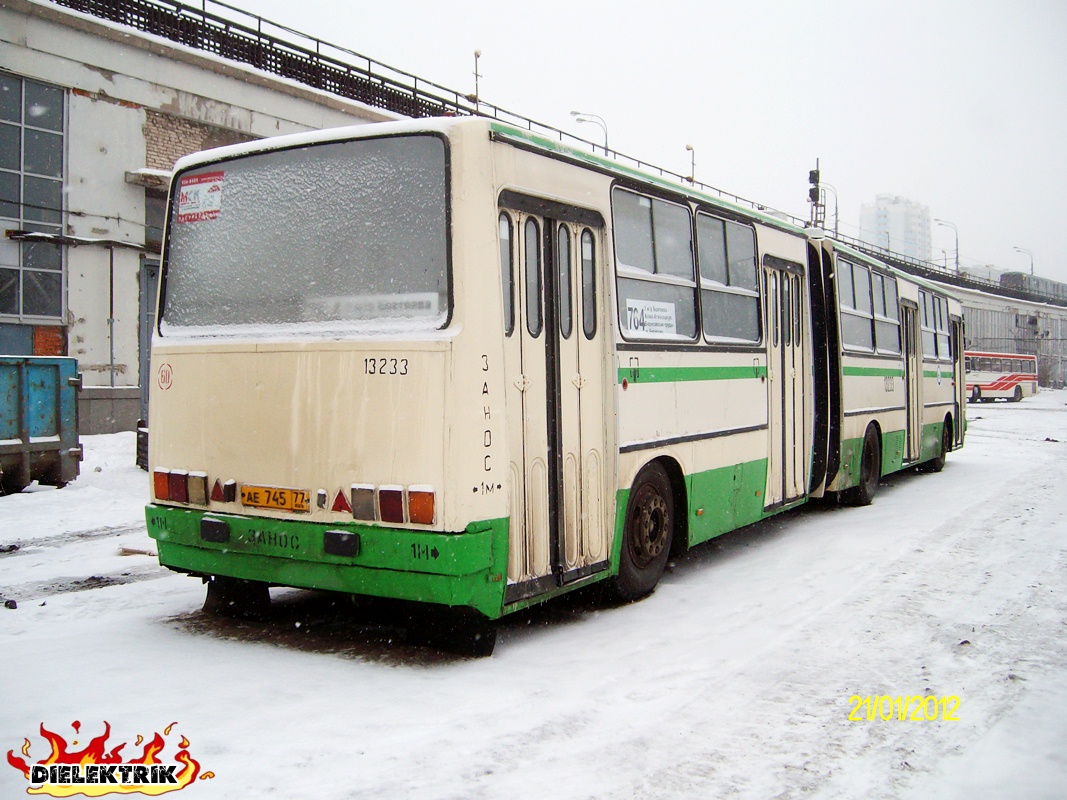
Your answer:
[232,0,1067,283]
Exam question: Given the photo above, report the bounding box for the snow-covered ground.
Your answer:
[2,392,1065,799]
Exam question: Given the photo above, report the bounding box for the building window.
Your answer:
[145,189,167,253]
[0,71,65,321]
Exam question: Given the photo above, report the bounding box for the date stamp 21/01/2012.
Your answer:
[849,695,960,722]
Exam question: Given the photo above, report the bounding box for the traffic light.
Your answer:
[808,169,820,204]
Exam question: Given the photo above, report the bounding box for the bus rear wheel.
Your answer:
[608,462,674,602]
[920,419,951,473]
[970,386,980,403]
[844,426,880,507]
[1010,385,1023,402]
[203,576,271,621]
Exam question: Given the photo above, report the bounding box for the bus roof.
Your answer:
[170,116,962,308]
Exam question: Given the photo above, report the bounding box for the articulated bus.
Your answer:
[146,118,965,653]
[965,350,1038,402]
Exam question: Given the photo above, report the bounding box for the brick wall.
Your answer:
[33,326,66,356]
[143,110,257,170]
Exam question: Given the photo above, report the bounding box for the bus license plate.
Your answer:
[240,485,311,513]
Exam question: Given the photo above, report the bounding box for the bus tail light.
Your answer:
[153,469,171,500]
[188,472,209,505]
[211,479,237,503]
[379,486,404,523]
[168,470,189,503]
[331,489,352,514]
[351,485,375,521]
[408,486,436,525]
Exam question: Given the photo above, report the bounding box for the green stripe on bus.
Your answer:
[923,370,949,379]
[842,366,905,378]
[618,365,767,384]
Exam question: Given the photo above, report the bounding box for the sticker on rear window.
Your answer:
[176,171,224,223]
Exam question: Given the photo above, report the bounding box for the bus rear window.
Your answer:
[161,135,449,337]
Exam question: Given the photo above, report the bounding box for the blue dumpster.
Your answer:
[0,357,82,494]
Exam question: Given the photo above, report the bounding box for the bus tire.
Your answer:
[844,426,880,507]
[970,386,980,403]
[1011,385,1023,402]
[608,462,674,602]
[408,609,497,657]
[203,575,271,621]
[919,419,951,473]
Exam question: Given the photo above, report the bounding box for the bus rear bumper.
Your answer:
[145,505,508,619]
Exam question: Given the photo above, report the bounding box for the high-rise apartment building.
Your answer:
[859,195,932,263]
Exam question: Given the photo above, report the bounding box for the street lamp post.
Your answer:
[685,144,695,184]
[934,218,959,273]
[1013,246,1034,276]
[472,50,481,113]
[570,110,608,154]
[821,182,839,237]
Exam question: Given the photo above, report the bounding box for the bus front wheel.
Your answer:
[1010,386,1023,402]
[608,463,674,602]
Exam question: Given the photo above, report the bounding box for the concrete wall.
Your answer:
[78,385,140,435]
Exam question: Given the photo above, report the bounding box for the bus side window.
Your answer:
[782,272,791,346]
[581,229,597,339]
[696,214,760,342]
[772,271,779,347]
[794,274,802,342]
[499,212,514,336]
[839,260,874,351]
[874,273,901,354]
[557,224,573,339]
[612,187,697,340]
[525,217,543,337]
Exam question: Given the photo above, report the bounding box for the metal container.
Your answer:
[0,357,82,493]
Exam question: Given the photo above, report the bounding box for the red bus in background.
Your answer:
[965,350,1038,403]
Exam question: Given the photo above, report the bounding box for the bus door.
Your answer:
[500,196,608,604]
[763,258,807,507]
[950,317,965,447]
[901,303,922,462]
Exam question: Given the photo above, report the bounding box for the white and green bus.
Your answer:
[146,117,964,653]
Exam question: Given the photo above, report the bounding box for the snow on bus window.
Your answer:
[161,135,449,337]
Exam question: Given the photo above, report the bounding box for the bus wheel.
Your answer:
[608,463,674,602]
[919,420,951,473]
[970,386,980,403]
[202,576,271,621]
[844,426,880,507]
[1010,386,1023,402]
[407,609,496,657]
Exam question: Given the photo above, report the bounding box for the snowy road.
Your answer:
[2,392,1066,799]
